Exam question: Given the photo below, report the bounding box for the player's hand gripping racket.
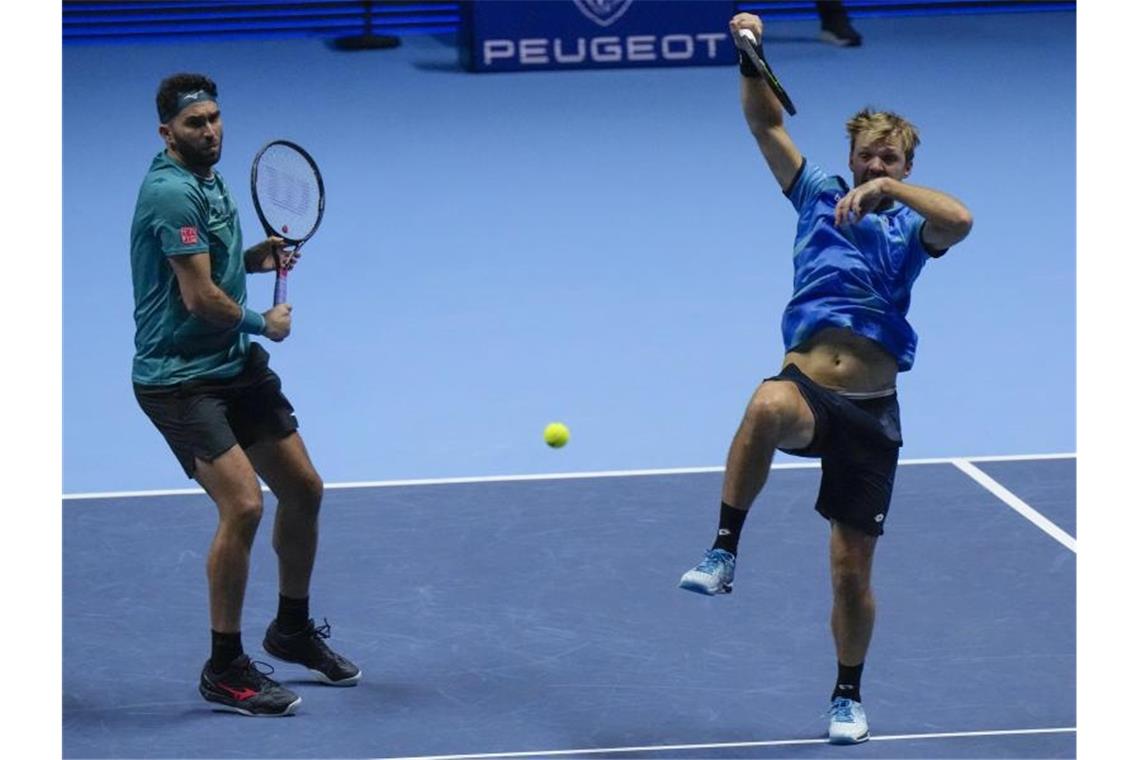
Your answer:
[736,28,797,116]
[250,140,325,305]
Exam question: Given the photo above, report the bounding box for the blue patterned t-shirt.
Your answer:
[781,160,943,372]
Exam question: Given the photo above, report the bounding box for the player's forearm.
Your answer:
[741,77,784,133]
[184,285,267,334]
[881,178,973,237]
[183,284,244,328]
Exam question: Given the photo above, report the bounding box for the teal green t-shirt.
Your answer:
[131,151,249,385]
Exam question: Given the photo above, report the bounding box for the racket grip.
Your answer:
[735,29,764,78]
[274,269,288,306]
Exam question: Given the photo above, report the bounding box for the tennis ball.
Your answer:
[543,422,570,448]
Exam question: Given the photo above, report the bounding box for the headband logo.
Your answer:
[161,89,217,122]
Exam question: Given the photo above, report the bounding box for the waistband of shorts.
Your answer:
[778,363,896,399]
[133,344,267,393]
[838,386,897,400]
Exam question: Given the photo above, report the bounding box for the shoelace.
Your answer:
[696,550,730,573]
[304,618,353,667]
[829,698,855,722]
[309,618,332,640]
[236,658,278,687]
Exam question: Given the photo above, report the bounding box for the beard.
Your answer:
[173,133,222,171]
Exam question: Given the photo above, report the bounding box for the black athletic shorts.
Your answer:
[767,363,902,536]
[134,342,299,478]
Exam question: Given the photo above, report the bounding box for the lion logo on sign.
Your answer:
[572,0,634,27]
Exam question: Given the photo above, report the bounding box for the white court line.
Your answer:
[952,458,1077,553]
[62,452,1075,501]
[370,726,1075,760]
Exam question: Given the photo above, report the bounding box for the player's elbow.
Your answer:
[180,291,203,315]
[939,206,973,241]
[955,206,974,229]
[950,209,974,239]
[927,213,973,250]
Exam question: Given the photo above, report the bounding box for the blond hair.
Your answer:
[845,108,920,163]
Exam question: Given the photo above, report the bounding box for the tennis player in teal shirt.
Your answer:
[131,73,359,717]
[131,148,251,384]
[679,12,973,745]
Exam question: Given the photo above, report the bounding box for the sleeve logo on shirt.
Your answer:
[180,226,199,246]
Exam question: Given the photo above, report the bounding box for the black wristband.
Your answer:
[738,49,761,78]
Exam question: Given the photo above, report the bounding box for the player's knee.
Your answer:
[295,468,324,510]
[220,485,262,526]
[831,560,872,601]
[744,384,798,432]
[278,468,323,521]
[223,493,264,539]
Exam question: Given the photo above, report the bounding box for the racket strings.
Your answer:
[260,165,312,216]
[254,146,322,240]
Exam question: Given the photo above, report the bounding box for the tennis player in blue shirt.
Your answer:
[679,12,973,744]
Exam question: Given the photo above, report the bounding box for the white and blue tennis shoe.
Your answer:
[827,697,870,744]
[678,548,736,595]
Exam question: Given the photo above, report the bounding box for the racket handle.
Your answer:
[274,269,288,306]
[736,28,796,117]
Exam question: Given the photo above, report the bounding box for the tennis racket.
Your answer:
[736,29,797,117]
[250,139,325,305]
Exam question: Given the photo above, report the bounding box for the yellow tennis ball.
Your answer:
[543,422,570,448]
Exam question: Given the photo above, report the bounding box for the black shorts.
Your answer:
[767,363,902,536]
[134,342,299,478]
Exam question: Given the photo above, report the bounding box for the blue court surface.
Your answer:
[63,454,1075,759]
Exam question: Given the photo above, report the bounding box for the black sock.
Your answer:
[276,594,310,635]
[210,630,244,673]
[712,501,748,557]
[832,661,864,702]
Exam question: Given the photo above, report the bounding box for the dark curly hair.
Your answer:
[155,73,218,123]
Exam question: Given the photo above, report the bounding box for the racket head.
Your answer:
[250,139,326,246]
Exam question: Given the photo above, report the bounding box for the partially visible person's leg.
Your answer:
[830,520,877,681]
[679,378,816,595]
[193,444,303,716]
[194,445,265,639]
[810,392,899,743]
[816,1,863,47]
[248,432,361,686]
[247,432,323,602]
[721,379,816,511]
[826,520,877,743]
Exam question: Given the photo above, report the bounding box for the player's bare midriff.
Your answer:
[782,326,898,394]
